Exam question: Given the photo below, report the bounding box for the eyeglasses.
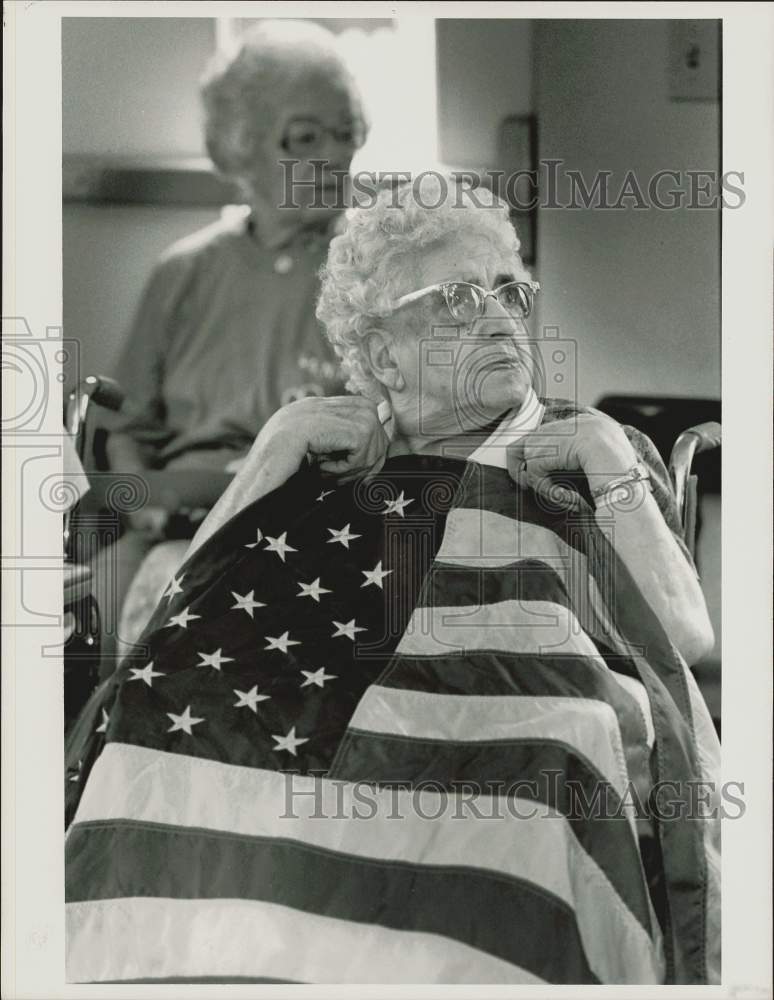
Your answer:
[280,117,368,157]
[392,280,540,324]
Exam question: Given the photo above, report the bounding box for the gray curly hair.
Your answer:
[200,20,356,186]
[316,177,530,396]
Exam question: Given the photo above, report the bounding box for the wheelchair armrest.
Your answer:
[669,421,721,559]
[669,421,722,514]
[681,421,722,454]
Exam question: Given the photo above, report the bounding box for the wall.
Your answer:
[62,17,220,389]
[62,17,214,158]
[534,19,721,407]
[436,19,533,168]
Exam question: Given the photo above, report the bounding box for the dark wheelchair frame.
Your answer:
[63,376,125,730]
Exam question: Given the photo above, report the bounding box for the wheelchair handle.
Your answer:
[66,376,125,457]
[64,376,126,559]
[86,375,124,412]
[669,421,722,528]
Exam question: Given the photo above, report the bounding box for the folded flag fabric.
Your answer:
[65,399,720,985]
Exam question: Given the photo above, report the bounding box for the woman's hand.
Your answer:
[186,397,388,558]
[507,412,714,664]
[506,412,639,506]
[264,395,389,480]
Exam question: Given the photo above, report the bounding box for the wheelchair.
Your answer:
[63,375,124,731]
[63,378,722,732]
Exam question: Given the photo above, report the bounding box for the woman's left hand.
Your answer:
[506,412,639,507]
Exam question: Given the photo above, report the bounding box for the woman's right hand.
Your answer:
[262,395,389,480]
[185,396,388,558]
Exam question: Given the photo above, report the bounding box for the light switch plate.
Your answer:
[669,20,721,101]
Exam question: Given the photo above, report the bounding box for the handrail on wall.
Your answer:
[63,154,241,207]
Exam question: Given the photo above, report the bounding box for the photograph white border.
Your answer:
[3,2,772,997]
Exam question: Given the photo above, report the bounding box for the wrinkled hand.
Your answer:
[266,396,389,481]
[506,412,639,507]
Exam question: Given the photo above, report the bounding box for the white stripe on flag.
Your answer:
[348,688,632,801]
[437,508,566,566]
[436,507,637,657]
[397,600,602,657]
[66,896,544,984]
[72,743,663,983]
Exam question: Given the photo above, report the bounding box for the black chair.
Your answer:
[594,394,721,559]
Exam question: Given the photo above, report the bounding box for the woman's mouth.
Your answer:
[480,357,522,372]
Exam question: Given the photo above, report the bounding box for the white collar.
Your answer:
[466,388,544,469]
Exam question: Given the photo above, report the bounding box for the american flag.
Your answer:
[65,401,720,985]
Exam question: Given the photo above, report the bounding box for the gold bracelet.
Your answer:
[590,463,652,504]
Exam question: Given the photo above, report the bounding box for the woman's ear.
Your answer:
[364,328,405,392]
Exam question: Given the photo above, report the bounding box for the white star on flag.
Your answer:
[264,532,297,562]
[297,578,332,602]
[96,708,110,733]
[361,560,392,589]
[300,667,337,688]
[271,726,309,756]
[245,529,264,549]
[230,590,266,618]
[264,631,301,653]
[383,491,414,517]
[316,489,334,502]
[164,606,201,629]
[196,648,234,671]
[128,661,165,687]
[233,686,271,712]
[166,705,205,735]
[332,618,367,641]
[162,573,185,601]
[327,523,361,548]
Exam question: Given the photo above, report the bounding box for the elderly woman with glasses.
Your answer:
[67,179,720,986]
[90,20,367,669]
[192,177,713,669]
[110,20,366,480]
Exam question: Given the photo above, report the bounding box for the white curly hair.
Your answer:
[316,176,530,396]
[200,20,357,187]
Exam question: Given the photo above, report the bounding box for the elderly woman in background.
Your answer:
[67,179,719,985]
[91,20,367,670]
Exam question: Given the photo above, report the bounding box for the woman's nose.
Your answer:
[478,293,519,336]
[483,292,511,318]
[318,133,357,171]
